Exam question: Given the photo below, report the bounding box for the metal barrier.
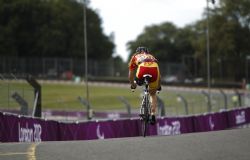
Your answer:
[0,74,34,114]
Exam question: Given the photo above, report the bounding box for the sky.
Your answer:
[89,0,209,61]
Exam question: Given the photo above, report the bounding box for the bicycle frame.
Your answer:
[139,74,152,137]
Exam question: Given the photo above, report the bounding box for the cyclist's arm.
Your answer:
[128,55,137,85]
[128,69,135,85]
[129,69,137,90]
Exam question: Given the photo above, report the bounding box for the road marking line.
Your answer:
[27,143,39,160]
[0,152,27,156]
[0,143,39,159]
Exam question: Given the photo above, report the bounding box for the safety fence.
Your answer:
[1,107,250,142]
[0,57,194,80]
[42,110,138,121]
[0,109,138,121]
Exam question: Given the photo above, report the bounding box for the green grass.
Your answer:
[0,81,34,109]
[0,80,238,115]
[41,83,142,111]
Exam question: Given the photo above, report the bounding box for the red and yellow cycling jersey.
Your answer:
[128,53,158,71]
[128,53,160,90]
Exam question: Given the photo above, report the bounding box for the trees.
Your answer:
[0,0,114,59]
[127,0,250,82]
[202,0,250,80]
[127,22,193,62]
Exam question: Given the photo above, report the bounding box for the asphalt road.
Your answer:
[0,128,250,160]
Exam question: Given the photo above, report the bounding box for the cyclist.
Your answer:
[128,46,161,124]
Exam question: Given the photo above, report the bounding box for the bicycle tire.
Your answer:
[139,75,151,137]
[141,118,147,137]
[141,93,150,137]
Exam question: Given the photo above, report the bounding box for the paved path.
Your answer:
[0,128,250,160]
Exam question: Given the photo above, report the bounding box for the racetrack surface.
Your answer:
[0,128,250,160]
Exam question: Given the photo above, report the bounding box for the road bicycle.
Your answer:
[132,74,153,137]
[140,74,152,137]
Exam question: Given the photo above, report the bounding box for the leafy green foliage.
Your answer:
[127,22,196,64]
[0,0,114,59]
[127,0,250,81]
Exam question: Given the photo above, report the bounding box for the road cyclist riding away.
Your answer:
[128,46,161,125]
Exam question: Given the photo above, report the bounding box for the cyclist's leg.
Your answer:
[156,65,161,89]
[148,65,160,115]
[149,81,158,124]
[149,89,157,124]
[149,89,157,114]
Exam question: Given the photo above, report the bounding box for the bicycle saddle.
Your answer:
[143,74,152,82]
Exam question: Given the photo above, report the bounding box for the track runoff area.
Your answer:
[0,128,249,160]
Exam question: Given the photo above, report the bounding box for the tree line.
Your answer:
[0,0,114,60]
[127,0,250,82]
[1,0,250,82]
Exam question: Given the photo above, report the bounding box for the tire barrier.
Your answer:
[1,107,250,142]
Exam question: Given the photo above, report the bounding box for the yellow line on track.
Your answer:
[0,152,27,156]
[27,143,38,160]
[0,143,39,160]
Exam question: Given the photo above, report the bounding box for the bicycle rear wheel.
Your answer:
[141,99,149,137]
[140,80,150,137]
[141,119,147,137]
[141,117,147,137]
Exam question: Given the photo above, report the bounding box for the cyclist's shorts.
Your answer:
[136,62,160,90]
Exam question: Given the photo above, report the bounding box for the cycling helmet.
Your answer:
[136,46,149,53]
